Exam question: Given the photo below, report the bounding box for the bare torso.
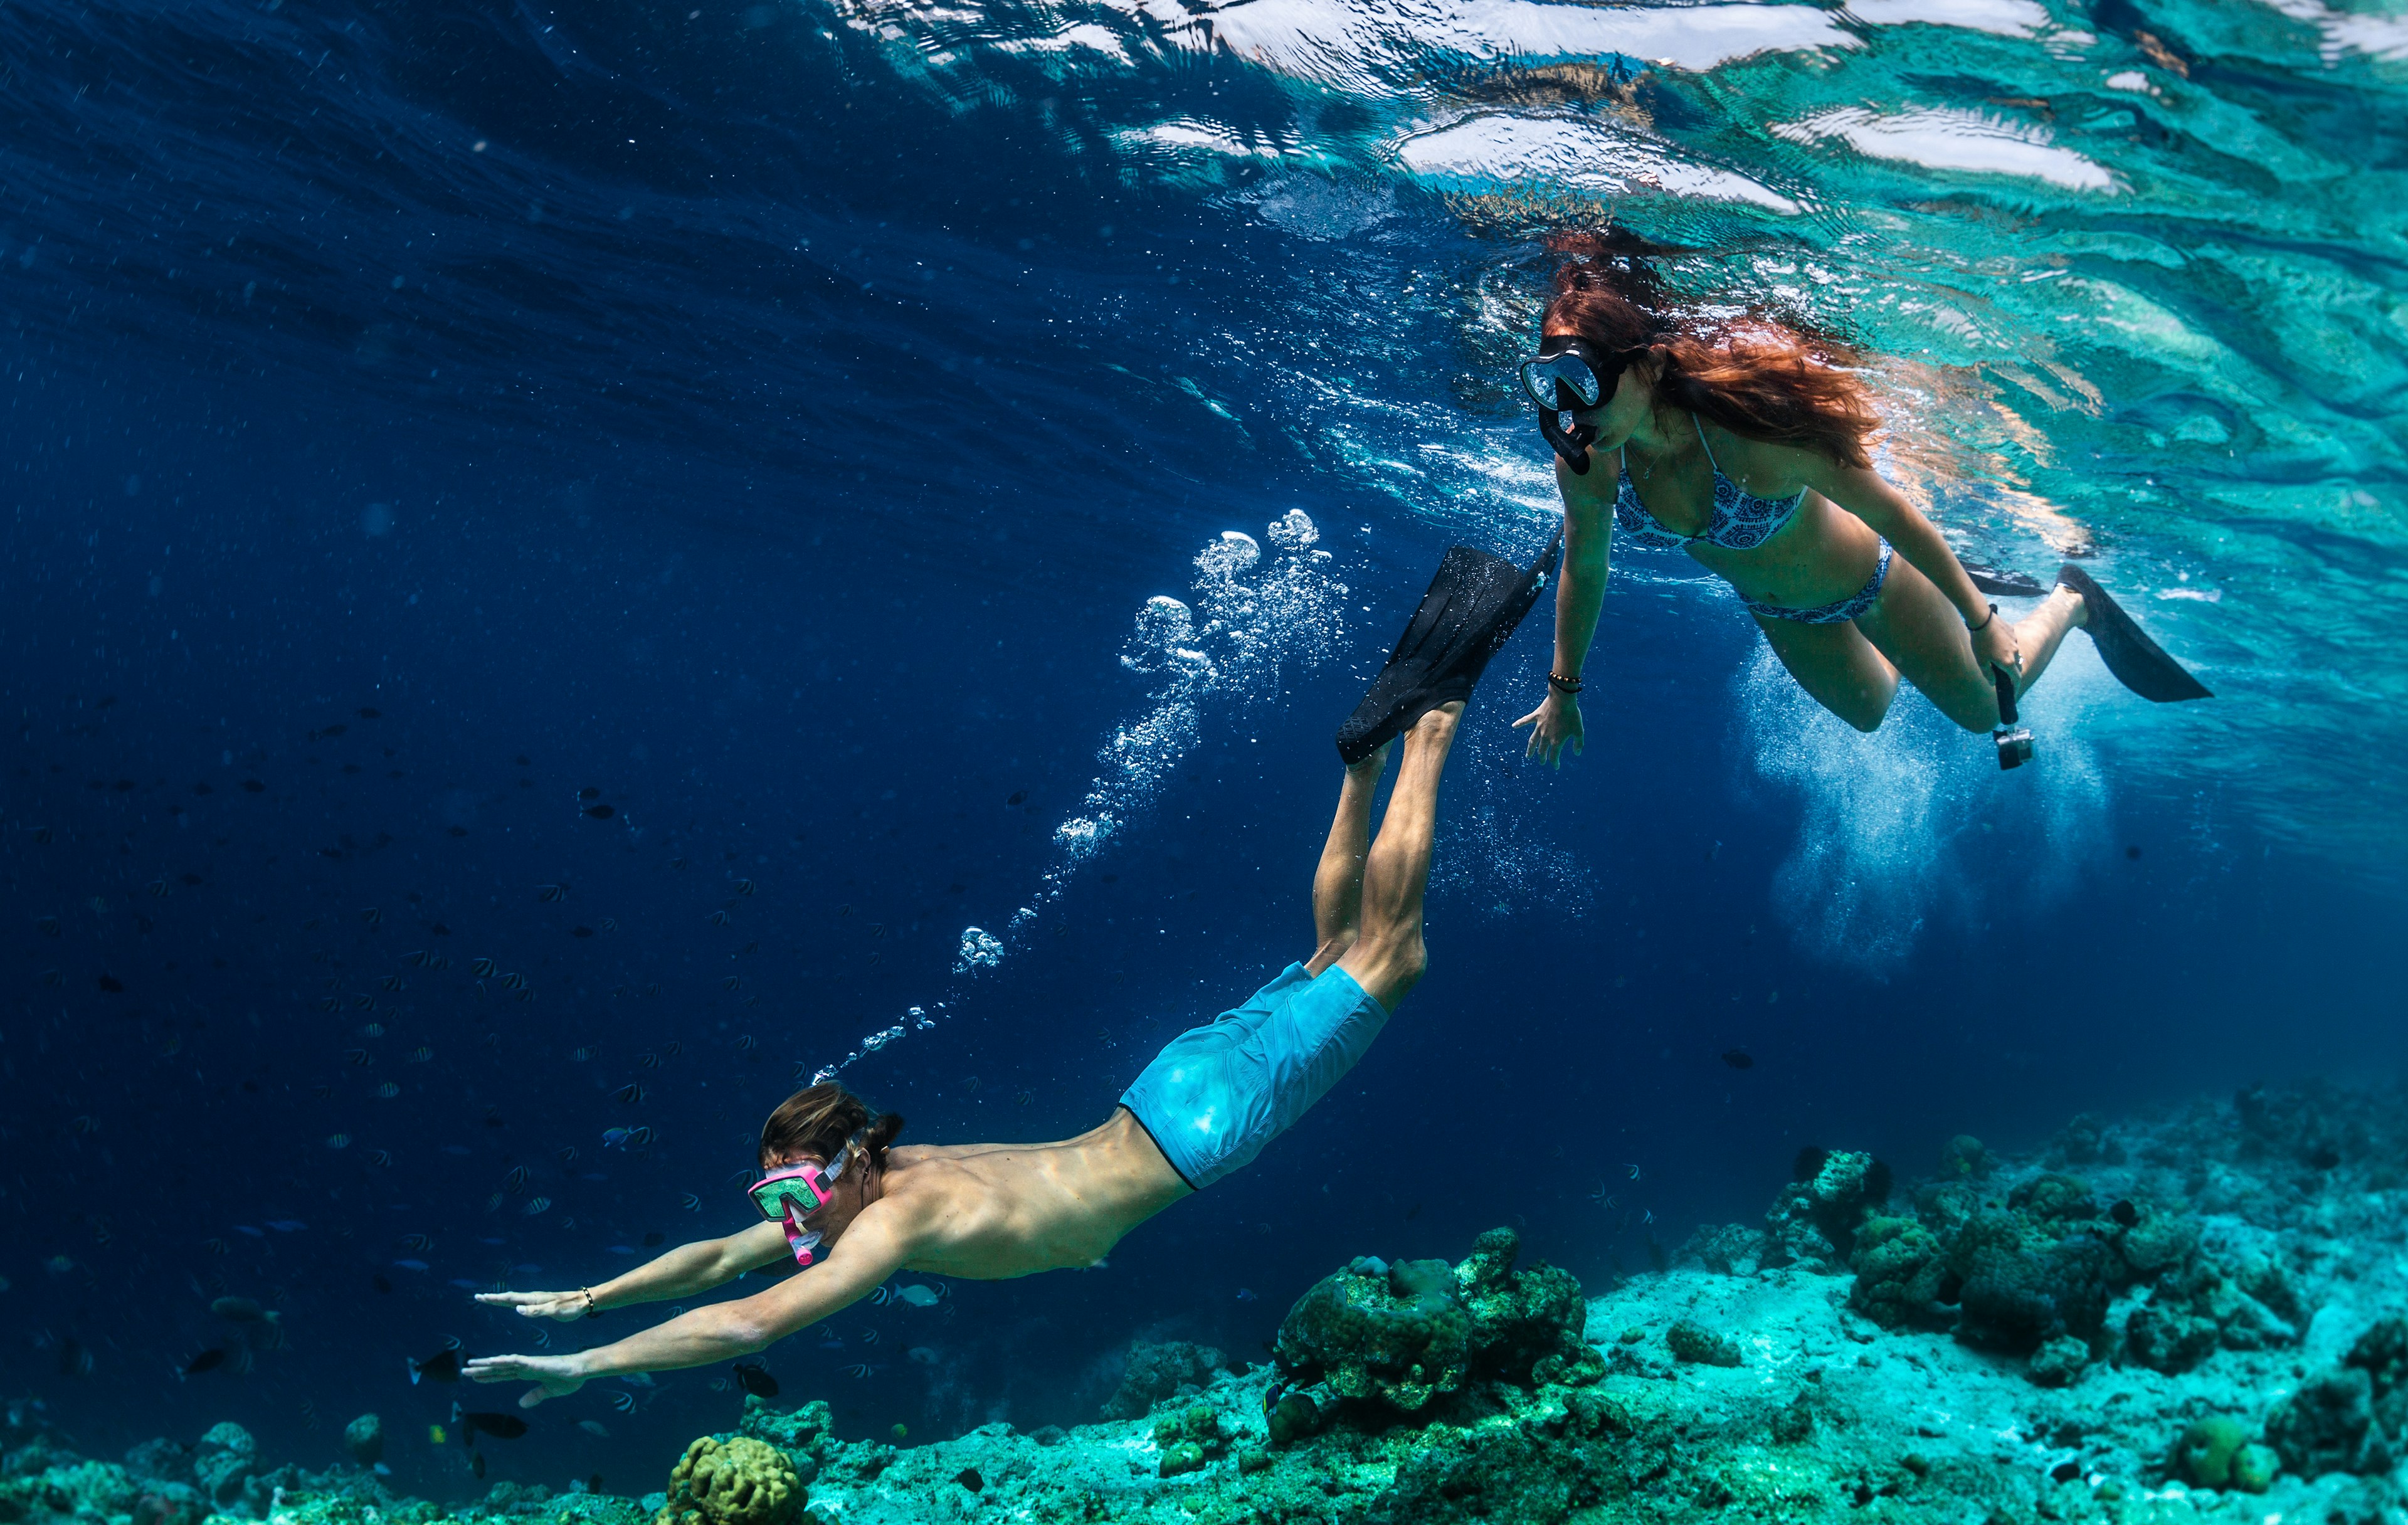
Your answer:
[868,1109,1190,1279]
[1610,424,1887,609]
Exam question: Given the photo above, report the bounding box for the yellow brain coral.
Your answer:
[656,1435,803,1525]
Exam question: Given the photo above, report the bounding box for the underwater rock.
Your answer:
[1765,1148,1892,1268]
[341,1414,383,1467]
[1847,1216,1953,1331]
[657,1436,803,1525]
[1666,1318,1743,1367]
[2266,1366,2389,1477]
[1675,1223,1765,1277]
[1274,1227,1596,1415]
[2026,1334,2091,1386]
[1265,1393,1319,1447]
[1155,1440,1205,1478]
[120,1440,193,1487]
[2231,1442,2280,1493]
[1363,1385,1631,1525]
[191,1423,256,1507]
[2051,1113,2125,1166]
[1946,1207,2112,1354]
[1939,1134,1992,1179]
[2175,1415,2249,1487]
[1094,1339,1226,1421]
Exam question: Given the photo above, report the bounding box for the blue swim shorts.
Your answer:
[1119,962,1391,1190]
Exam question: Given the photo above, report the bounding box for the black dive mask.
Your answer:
[1518,337,1639,476]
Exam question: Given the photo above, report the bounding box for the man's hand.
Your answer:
[475,1290,589,1322]
[463,1352,589,1409]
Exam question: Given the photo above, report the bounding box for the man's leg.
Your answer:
[1335,700,1461,1011]
[1304,742,1392,975]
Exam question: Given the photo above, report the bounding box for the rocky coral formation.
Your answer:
[1093,1339,1227,1422]
[655,1437,801,1525]
[1272,1226,1599,1413]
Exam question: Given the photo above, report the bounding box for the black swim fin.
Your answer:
[1334,524,1564,764]
[2056,562,2212,702]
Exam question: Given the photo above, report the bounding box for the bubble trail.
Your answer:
[806,510,1345,1082]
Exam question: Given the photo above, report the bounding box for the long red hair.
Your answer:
[1543,229,1879,469]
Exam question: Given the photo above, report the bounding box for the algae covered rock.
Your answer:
[341,1414,384,1467]
[1274,1227,1596,1415]
[1765,1148,1893,1268]
[1848,1216,1951,1331]
[1667,1319,1742,1367]
[1275,1253,1472,1412]
[191,1423,256,1506]
[657,1437,803,1525]
[1094,1340,1226,1421]
[2266,1366,2385,1477]
[2027,1334,2091,1387]
[2176,1415,2249,1487]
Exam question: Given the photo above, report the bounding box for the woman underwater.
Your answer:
[1510,230,2207,766]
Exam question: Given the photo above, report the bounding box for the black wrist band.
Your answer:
[1548,672,1584,695]
[1966,603,1997,633]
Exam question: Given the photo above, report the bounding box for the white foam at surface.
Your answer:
[1773,107,2115,193]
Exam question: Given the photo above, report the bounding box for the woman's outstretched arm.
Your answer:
[1516,460,1613,767]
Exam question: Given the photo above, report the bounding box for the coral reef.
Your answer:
[655,1437,800,1525]
[1272,1226,1598,1413]
[2,1080,2403,1525]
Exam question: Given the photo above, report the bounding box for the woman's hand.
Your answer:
[1972,615,2022,697]
[1513,690,1586,768]
[463,1351,591,1409]
[475,1289,589,1322]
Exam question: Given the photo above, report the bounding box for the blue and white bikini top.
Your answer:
[1613,414,1806,552]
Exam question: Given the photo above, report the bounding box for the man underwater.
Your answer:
[466,538,1550,1405]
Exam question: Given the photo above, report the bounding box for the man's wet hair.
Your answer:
[758,1082,904,1171]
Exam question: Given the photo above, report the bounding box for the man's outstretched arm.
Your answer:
[474,1220,791,1321]
[463,1209,911,1406]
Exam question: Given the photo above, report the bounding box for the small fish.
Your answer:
[1016,1091,1033,1107]
[679,1193,700,1211]
[500,971,527,991]
[201,1238,230,1256]
[734,1035,758,1052]
[1720,1048,1755,1070]
[353,994,376,1010]
[381,975,406,993]
[583,805,615,819]
[409,1341,463,1384]
[403,1233,435,1252]
[471,957,498,978]
[818,1332,845,1349]
[393,1259,429,1272]
[148,879,170,897]
[578,1420,610,1438]
[734,879,756,897]
[606,1390,636,1413]
[504,1166,530,1193]
[638,1052,662,1070]
[612,1084,645,1105]
[409,1047,433,1064]
[211,1296,267,1322]
[403,949,429,966]
[859,1327,880,1345]
[361,907,383,926]
[1625,1163,1642,1180]
[522,1196,552,1216]
[367,1149,394,1166]
[707,910,731,927]
[870,1283,943,1309]
[429,1425,447,1445]
[265,1219,307,1233]
[360,1021,387,1038]
[537,885,566,902]
[376,1082,401,1099]
[1007,789,1027,806]
[471,1454,487,1480]
[840,1363,877,1380]
[181,1348,228,1376]
[345,1049,374,1068]
[571,1046,599,1062]
[1235,1288,1257,1302]
[327,1133,353,1149]
[557,1146,581,1166]
[722,976,742,991]
[731,1361,778,1397]
[963,1077,981,1094]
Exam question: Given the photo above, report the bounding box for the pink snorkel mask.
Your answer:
[746,1131,863,1268]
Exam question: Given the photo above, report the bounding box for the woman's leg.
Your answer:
[1755,615,1900,734]
[1855,559,2088,733]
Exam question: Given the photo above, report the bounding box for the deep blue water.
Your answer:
[3,0,2405,1497]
